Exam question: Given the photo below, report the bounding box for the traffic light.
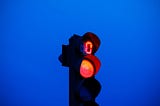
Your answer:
[59,32,101,106]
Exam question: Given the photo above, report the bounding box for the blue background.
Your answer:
[1,0,160,106]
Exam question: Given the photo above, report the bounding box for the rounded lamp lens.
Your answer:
[80,59,94,78]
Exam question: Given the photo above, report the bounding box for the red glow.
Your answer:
[84,41,93,54]
[83,55,101,75]
[80,59,94,78]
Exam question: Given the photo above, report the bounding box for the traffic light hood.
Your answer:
[82,32,101,54]
[77,77,101,100]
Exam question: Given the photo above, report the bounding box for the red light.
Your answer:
[84,41,93,54]
[80,59,94,78]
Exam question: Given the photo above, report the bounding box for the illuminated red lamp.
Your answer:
[84,41,93,55]
[80,55,101,78]
[80,59,94,78]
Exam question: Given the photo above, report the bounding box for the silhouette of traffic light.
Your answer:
[59,32,101,106]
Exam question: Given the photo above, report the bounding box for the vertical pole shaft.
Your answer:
[69,35,82,106]
[69,68,79,106]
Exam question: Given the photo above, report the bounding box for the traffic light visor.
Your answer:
[82,32,100,54]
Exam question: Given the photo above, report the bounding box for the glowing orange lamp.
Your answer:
[80,59,94,78]
[80,55,101,78]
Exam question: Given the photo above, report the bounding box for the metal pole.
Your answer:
[69,67,79,106]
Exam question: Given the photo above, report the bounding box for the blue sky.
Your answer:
[1,0,160,106]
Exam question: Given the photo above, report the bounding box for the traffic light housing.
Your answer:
[59,32,101,106]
